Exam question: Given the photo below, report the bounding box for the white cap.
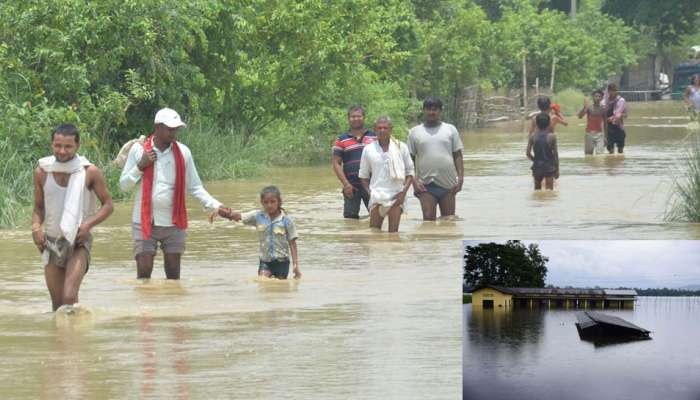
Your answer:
[154,108,186,128]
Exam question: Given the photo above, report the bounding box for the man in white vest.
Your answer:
[32,124,114,311]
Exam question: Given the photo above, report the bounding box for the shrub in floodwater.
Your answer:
[666,136,700,222]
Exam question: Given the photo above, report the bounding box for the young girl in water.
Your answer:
[235,186,301,279]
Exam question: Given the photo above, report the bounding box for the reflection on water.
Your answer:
[0,209,460,399]
[464,297,700,400]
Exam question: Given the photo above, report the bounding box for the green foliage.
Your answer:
[494,1,636,90]
[552,88,586,116]
[463,241,549,288]
[0,0,647,227]
[666,136,700,222]
[463,294,472,304]
[602,0,700,48]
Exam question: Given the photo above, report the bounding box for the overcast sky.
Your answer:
[463,240,700,289]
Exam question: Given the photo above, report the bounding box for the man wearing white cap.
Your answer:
[120,108,240,279]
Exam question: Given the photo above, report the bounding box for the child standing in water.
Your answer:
[233,186,301,279]
[527,113,559,190]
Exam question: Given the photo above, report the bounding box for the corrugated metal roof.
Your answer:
[585,311,650,333]
[604,289,637,296]
[509,288,605,295]
[471,285,638,297]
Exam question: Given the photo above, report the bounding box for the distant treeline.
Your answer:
[635,288,700,296]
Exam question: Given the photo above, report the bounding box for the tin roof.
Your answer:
[471,285,637,297]
[603,289,637,296]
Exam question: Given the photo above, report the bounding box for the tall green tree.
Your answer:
[198,0,414,144]
[602,0,700,86]
[463,241,548,288]
[602,0,700,48]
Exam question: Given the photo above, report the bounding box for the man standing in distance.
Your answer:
[605,83,627,154]
[32,124,114,311]
[332,105,376,219]
[408,97,464,220]
[120,108,239,280]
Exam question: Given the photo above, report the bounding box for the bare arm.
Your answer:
[554,115,568,127]
[452,150,464,193]
[577,102,588,119]
[332,155,350,186]
[360,178,371,198]
[684,86,692,106]
[333,155,354,198]
[526,135,534,161]
[289,238,300,279]
[410,154,426,192]
[31,167,47,253]
[76,166,114,244]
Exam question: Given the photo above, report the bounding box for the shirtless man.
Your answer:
[32,124,114,311]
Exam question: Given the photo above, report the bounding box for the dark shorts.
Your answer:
[44,234,92,273]
[532,165,557,181]
[607,125,626,153]
[259,259,290,279]
[416,182,452,202]
[132,223,187,257]
[343,185,370,219]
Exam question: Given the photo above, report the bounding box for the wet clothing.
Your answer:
[419,182,452,202]
[43,234,93,272]
[584,105,606,134]
[358,139,414,212]
[332,130,376,189]
[333,130,376,218]
[242,210,298,263]
[606,96,626,153]
[342,186,370,219]
[42,170,97,240]
[583,104,606,155]
[41,164,96,271]
[132,223,187,256]
[585,132,605,155]
[407,122,464,190]
[259,259,290,279]
[531,131,557,179]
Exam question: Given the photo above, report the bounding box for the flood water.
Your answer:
[0,101,697,398]
[463,297,700,400]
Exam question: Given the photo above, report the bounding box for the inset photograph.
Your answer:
[463,240,700,400]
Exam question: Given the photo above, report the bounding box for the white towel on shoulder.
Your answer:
[387,138,405,182]
[38,155,92,245]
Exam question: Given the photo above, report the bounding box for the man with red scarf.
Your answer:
[120,108,240,279]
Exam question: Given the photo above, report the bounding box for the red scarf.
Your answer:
[140,135,188,239]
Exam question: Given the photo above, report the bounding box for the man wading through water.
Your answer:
[408,97,464,220]
[120,108,239,280]
[605,83,627,154]
[332,105,376,219]
[32,124,114,311]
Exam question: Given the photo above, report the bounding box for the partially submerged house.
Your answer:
[469,285,637,310]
